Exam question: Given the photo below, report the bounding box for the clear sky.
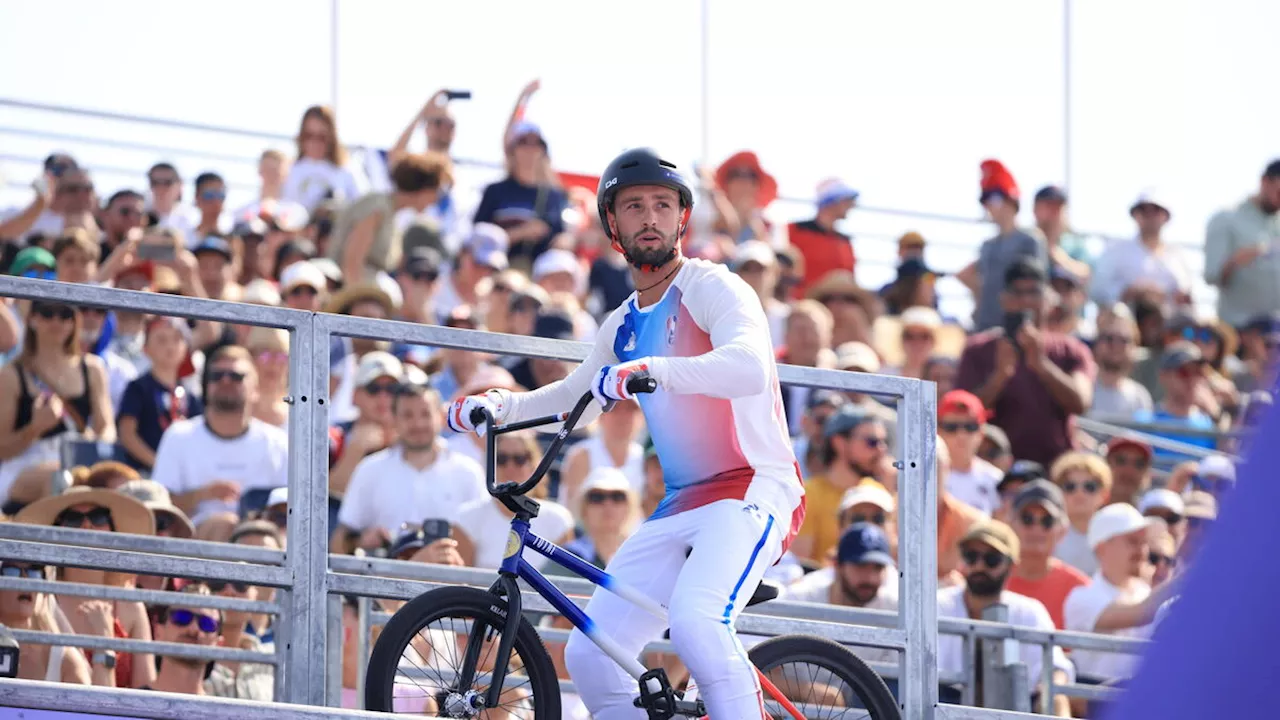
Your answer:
[1,0,1276,316]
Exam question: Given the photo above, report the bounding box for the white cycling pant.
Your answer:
[563,499,783,719]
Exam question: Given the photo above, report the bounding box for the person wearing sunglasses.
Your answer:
[977,423,1013,474]
[191,173,228,239]
[1089,305,1155,421]
[1102,437,1154,506]
[328,351,403,499]
[1137,488,1186,548]
[938,520,1074,716]
[937,390,1003,516]
[835,481,897,562]
[148,584,224,696]
[993,459,1047,526]
[1064,503,1176,694]
[0,558,93,685]
[203,570,274,700]
[1193,454,1236,500]
[1049,452,1112,576]
[1005,480,1090,630]
[1144,528,1178,588]
[1134,342,1222,463]
[1178,491,1218,566]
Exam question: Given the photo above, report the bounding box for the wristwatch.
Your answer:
[91,650,117,670]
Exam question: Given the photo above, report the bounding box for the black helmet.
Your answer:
[596,148,694,240]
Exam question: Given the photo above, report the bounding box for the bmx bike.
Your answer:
[365,376,901,719]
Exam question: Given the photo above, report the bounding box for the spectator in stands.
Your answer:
[191,173,228,239]
[474,119,567,269]
[454,430,575,570]
[53,229,100,285]
[1134,342,1221,457]
[994,461,1048,528]
[77,461,139,490]
[326,153,452,285]
[0,302,114,506]
[332,384,485,554]
[923,355,958,399]
[278,259,327,313]
[1138,488,1185,547]
[704,151,777,248]
[244,327,290,430]
[778,300,835,435]
[938,390,1002,516]
[880,256,944,316]
[935,439,984,585]
[957,160,1046,332]
[231,150,309,234]
[937,520,1073,716]
[147,584,223,695]
[1179,490,1217,565]
[77,303,136,411]
[18,485,157,688]
[810,270,877,348]
[143,163,192,244]
[1103,438,1153,507]
[99,190,147,256]
[1046,266,1090,340]
[1145,526,1178,588]
[0,558,92,684]
[560,398,645,503]
[1051,452,1111,575]
[1090,304,1153,419]
[978,424,1013,474]
[792,406,888,566]
[444,366,524,465]
[832,342,899,447]
[431,306,493,401]
[1204,159,1280,328]
[1092,191,1193,307]
[1233,312,1280,392]
[1193,454,1236,500]
[283,106,361,212]
[836,481,897,561]
[882,307,953,381]
[783,523,898,666]
[117,317,200,471]
[1005,480,1090,629]
[433,223,509,321]
[548,467,641,572]
[204,561,273,700]
[508,310,578,392]
[117,479,195,541]
[0,153,79,241]
[731,240,789,347]
[228,521,284,642]
[328,351,403,496]
[786,178,858,294]
[1032,184,1093,283]
[1064,504,1174,686]
[957,259,1095,466]
[105,263,159,375]
[394,248,442,344]
[192,236,239,302]
[152,345,288,542]
[794,390,847,479]
[325,281,400,422]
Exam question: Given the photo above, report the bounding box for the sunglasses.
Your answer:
[586,490,628,505]
[301,131,330,143]
[150,177,179,187]
[961,549,1007,569]
[0,563,47,579]
[940,421,980,434]
[287,285,319,298]
[856,436,885,449]
[514,135,545,148]
[1148,552,1177,567]
[491,282,513,294]
[726,169,759,182]
[847,512,886,526]
[1096,333,1133,346]
[496,452,532,467]
[56,506,113,529]
[208,369,246,384]
[902,331,934,343]
[1109,454,1149,470]
[977,447,1006,462]
[1147,511,1182,526]
[410,269,440,283]
[32,304,75,321]
[199,190,227,202]
[167,608,219,633]
[77,305,107,316]
[58,183,93,194]
[363,381,401,396]
[1181,327,1215,344]
[1018,513,1056,530]
[1062,480,1101,495]
[207,580,250,594]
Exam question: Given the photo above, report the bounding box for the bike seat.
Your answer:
[745,580,781,607]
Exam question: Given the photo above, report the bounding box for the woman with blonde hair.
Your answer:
[282,105,361,212]
[0,559,92,684]
[1050,451,1113,575]
[244,326,291,429]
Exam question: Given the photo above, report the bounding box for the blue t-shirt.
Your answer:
[117,372,204,470]
[1132,407,1217,462]
[472,177,567,264]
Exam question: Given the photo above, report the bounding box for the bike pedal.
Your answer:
[634,668,679,719]
[674,698,707,717]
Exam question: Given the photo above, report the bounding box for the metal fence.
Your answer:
[0,275,1158,720]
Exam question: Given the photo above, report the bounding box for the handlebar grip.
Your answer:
[469,406,491,427]
[627,375,658,395]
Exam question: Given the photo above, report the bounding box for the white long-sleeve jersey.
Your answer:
[506,259,806,547]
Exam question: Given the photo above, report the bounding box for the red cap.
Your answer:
[939,390,988,421]
[979,159,1020,203]
[1106,437,1153,460]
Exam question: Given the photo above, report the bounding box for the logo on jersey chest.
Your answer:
[665,314,678,346]
[623,332,637,352]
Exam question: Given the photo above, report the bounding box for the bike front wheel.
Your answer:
[750,634,901,720]
[364,585,561,718]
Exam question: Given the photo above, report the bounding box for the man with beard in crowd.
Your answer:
[937,520,1074,716]
[146,584,222,695]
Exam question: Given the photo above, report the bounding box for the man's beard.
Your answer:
[209,395,245,413]
[618,227,680,270]
[965,569,1009,598]
[839,575,881,606]
[1097,357,1125,373]
[401,435,436,452]
[847,458,876,478]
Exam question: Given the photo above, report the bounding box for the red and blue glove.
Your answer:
[591,359,653,408]
[445,389,512,436]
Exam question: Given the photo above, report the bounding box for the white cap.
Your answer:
[403,364,429,386]
[1130,188,1171,217]
[531,249,581,282]
[839,482,895,513]
[1087,503,1161,550]
[731,240,776,270]
[355,351,404,387]
[374,271,404,312]
[834,341,881,373]
[1138,488,1185,516]
[579,466,633,494]
[900,306,942,330]
[1198,454,1236,483]
[280,261,326,294]
[266,487,288,509]
[241,278,281,306]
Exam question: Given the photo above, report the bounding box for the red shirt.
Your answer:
[788,220,855,296]
[1006,557,1091,629]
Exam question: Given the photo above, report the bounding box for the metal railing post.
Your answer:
[897,380,939,720]
[326,594,343,707]
[356,595,372,709]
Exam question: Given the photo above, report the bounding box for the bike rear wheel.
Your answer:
[364,585,561,718]
[749,634,901,720]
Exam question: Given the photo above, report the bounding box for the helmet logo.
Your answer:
[604,177,618,190]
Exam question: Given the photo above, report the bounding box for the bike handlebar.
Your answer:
[473,374,657,500]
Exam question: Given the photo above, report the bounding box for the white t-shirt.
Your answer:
[1053,527,1097,576]
[454,497,575,571]
[336,442,487,535]
[945,459,1002,517]
[102,348,140,414]
[557,434,645,504]
[780,568,899,665]
[445,433,484,466]
[1063,573,1151,681]
[151,416,289,525]
[282,158,362,212]
[0,206,63,240]
[937,586,1074,688]
[1090,238,1194,306]
[152,205,204,248]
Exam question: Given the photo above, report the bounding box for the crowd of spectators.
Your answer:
[0,81,1276,717]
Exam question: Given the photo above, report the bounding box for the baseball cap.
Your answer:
[939,390,987,421]
[1051,264,1082,287]
[266,487,288,510]
[403,247,443,279]
[1183,490,1218,520]
[894,257,946,282]
[1087,503,1161,550]
[900,306,942,331]
[836,523,893,567]
[355,351,404,387]
[310,258,343,288]
[531,249,581,282]
[193,236,233,261]
[834,341,881,373]
[998,460,1046,492]
[1243,311,1280,335]
[731,240,777,271]
[9,246,56,277]
[1198,454,1236,483]
[507,120,547,150]
[532,310,576,342]
[1138,488,1185,517]
[1264,159,1280,179]
[1034,185,1068,204]
[981,424,1011,455]
[1159,341,1204,371]
[1012,479,1066,520]
[815,178,860,207]
[280,261,326,295]
[1129,188,1171,217]
[823,405,877,439]
[839,480,895,514]
[1105,437,1153,462]
[241,278,281,306]
[390,527,429,560]
[463,223,510,271]
[806,389,848,412]
[960,520,1020,562]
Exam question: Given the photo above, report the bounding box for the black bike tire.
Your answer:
[749,634,901,720]
[364,585,562,718]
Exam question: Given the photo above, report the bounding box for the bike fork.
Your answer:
[457,574,523,711]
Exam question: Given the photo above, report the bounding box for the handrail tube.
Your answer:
[936,705,1044,720]
[0,540,290,587]
[1076,416,1235,460]
[8,629,274,664]
[1053,682,1122,702]
[0,125,269,166]
[0,576,279,614]
[0,522,286,565]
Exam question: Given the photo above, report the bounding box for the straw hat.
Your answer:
[324,282,395,316]
[116,480,195,539]
[16,486,155,536]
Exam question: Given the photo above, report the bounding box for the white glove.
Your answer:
[445,389,512,435]
[590,359,653,408]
